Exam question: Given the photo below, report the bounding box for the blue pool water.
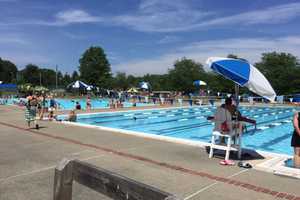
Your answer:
[1,98,153,109]
[52,99,154,110]
[59,106,297,155]
[53,99,109,110]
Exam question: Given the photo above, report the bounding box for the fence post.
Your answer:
[53,159,74,200]
[53,158,180,200]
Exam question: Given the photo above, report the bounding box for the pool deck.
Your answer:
[1,104,300,200]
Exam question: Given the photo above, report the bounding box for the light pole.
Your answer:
[39,72,42,86]
[55,65,58,89]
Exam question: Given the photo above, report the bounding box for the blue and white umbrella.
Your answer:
[139,82,151,90]
[68,80,89,89]
[206,57,276,102]
[193,80,207,86]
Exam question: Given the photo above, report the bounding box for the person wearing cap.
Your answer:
[25,94,39,129]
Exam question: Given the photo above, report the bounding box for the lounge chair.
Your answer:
[209,107,242,160]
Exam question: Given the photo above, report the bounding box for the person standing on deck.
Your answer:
[25,95,39,129]
[292,112,300,168]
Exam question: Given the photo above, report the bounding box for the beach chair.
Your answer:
[277,96,284,104]
[209,107,242,160]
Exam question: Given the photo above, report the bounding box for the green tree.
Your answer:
[227,54,239,59]
[168,58,206,92]
[21,64,40,85]
[62,73,72,86]
[141,74,170,91]
[113,72,129,90]
[0,58,18,83]
[79,46,112,87]
[40,68,56,87]
[71,71,80,82]
[255,52,300,94]
[127,75,139,88]
[57,71,63,87]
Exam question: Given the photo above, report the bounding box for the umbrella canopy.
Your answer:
[127,87,138,93]
[86,86,93,91]
[206,57,276,102]
[193,80,207,86]
[139,82,151,90]
[67,80,89,89]
[34,86,49,92]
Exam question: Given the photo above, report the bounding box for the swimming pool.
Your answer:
[59,106,297,155]
[54,99,154,110]
[53,98,109,110]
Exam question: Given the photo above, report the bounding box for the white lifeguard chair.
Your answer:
[209,107,242,160]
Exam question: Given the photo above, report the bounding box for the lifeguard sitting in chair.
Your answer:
[208,98,256,160]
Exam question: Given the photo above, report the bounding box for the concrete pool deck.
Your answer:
[1,105,300,200]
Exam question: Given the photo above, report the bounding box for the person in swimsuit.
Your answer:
[292,112,300,168]
[86,96,91,110]
[67,110,77,122]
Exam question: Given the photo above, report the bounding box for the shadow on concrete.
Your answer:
[29,126,48,130]
[205,146,265,161]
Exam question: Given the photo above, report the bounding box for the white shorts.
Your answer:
[48,107,55,112]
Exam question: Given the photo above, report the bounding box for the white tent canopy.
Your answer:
[67,80,93,90]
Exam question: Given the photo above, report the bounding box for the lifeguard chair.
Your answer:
[209,107,242,160]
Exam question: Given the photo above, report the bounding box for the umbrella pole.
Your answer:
[235,84,239,107]
[234,84,243,159]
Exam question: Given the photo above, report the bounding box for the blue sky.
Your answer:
[0,0,300,75]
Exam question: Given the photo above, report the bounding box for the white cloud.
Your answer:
[192,2,300,28]
[1,2,299,32]
[112,0,210,32]
[113,36,300,75]
[55,10,102,24]
[111,2,300,32]
[0,9,102,27]
[158,35,181,44]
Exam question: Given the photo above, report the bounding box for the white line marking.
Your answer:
[184,169,248,200]
[178,119,188,121]
[167,114,175,117]
[0,143,156,183]
[148,116,158,119]
[0,165,56,183]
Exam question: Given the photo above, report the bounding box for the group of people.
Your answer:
[25,94,58,129]
[73,96,91,110]
[24,94,78,129]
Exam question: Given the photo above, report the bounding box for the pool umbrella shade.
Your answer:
[193,80,207,86]
[127,87,138,93]
[206,57,276,102]
[67,80,89,89]
[139,82,151,90]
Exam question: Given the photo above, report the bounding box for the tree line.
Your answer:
[0,46,299,95]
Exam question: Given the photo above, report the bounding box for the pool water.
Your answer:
[52,99,154,110]
[60,106,297,155]
[53,99,109,110]
[2,98,154,110]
